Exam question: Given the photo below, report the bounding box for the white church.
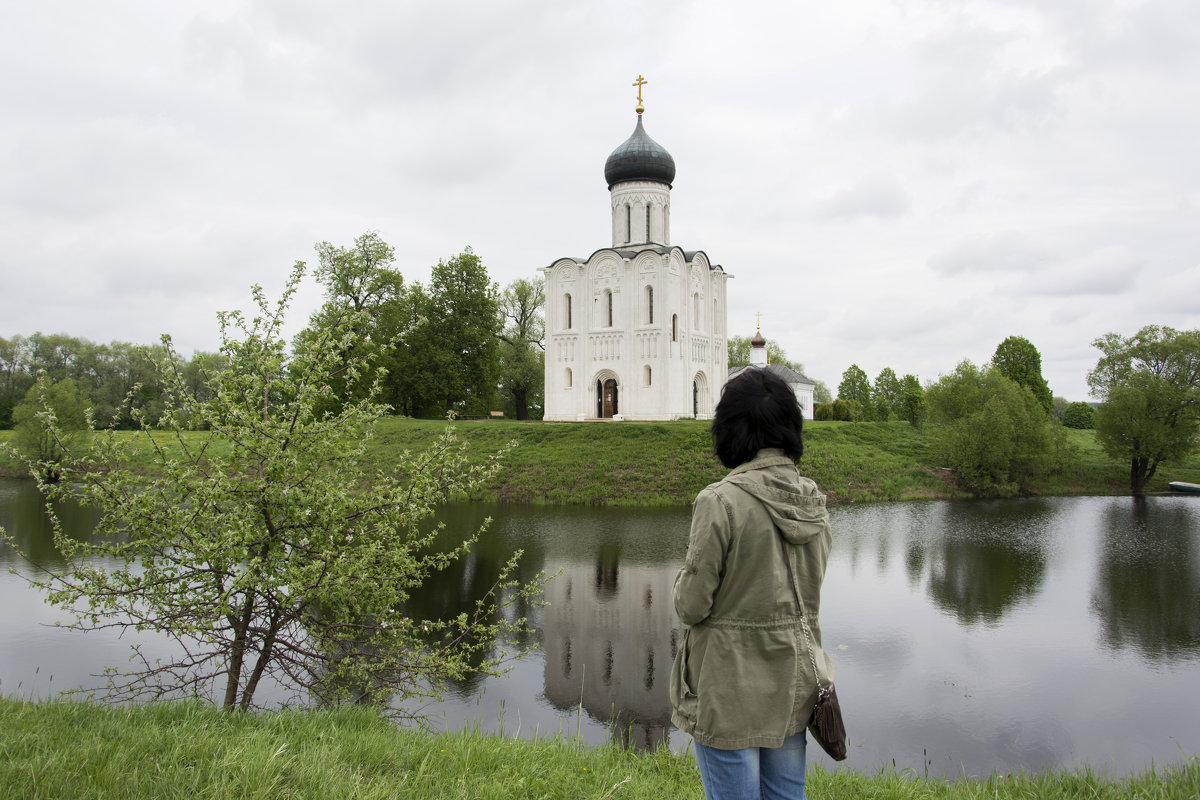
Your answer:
[541,86,730,421]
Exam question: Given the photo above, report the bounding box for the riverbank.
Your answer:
[312,418,1200,504]
[3,419,1198,505]
[2,699,1196,799]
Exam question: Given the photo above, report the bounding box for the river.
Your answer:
[2,478,1198,778]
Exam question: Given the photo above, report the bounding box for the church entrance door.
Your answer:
[598,378,619,418]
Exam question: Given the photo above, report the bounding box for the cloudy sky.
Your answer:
[4,1,1198,401]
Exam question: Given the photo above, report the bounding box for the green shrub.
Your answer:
[926,361,1058,496]
[11,375,90,481]
[831,398,864,422]
[1062,401,1095,429]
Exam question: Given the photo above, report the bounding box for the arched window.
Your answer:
[565,367,573,388]
[646,285,654,324]
[644,365,652,386]
[645,205,651,242]
[625,205,632,244]
[605,289,613,327]
[564,293,572,330]
[672,314,678,342]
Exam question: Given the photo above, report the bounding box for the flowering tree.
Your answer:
[4,264,541,713]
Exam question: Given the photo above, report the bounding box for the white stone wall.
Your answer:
[610,181,671,247]
[541,245,727,421]
[795,384,815,420]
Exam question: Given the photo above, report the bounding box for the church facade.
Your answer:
[541,98,729,421]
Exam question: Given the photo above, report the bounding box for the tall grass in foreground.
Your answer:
[2,699,1197,799]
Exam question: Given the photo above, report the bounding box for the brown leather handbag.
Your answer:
[780,537,848,761]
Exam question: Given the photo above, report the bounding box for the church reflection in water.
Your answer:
[541,552,682,749]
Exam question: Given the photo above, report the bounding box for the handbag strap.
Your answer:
[779,534,824,696]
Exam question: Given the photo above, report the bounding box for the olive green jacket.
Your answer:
[670,449,834,750]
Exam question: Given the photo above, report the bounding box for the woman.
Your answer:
[670,368,834,800]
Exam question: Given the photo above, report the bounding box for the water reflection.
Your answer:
[4,478,1200,777]
[1091,497,1200,662]
[400,502,689,750]
[0,478,100,566]
[922,501,1054,626]
[542,560,679,749]
[400,506,550,695]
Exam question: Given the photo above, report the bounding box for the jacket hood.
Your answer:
[723,450,828,545]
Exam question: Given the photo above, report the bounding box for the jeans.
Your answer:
[693,731,807,800]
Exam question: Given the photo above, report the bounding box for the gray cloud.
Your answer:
[928,230,1059,276]
[2,1,1198,406]
[815,175,912,221]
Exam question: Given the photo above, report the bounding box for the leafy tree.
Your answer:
[992,335,1053,413]
[898,373,927,427]
[2,266,542,713]
[380,282,440,418]
[1088,326,1200,494]
[12,375,90,480]
[1052,396,1070,420]
[837,364,872,410]
[426,249,501,416]
[497,278,545,420]
[303,232,407,410]
[812,380,833,405]
[813,403,833,421]
[727,335,804,373]
[0,335,35,426]
[872,367,903,421]
[313,232,405,315]
[26,332,79,383]
[926,361,1059,496]
[1061,401,1095,429]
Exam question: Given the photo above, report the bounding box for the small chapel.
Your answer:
[541,79,729,421]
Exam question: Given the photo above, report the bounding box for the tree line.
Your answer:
[2,233,549,439]
[827,331,1200,495]
[8,232,1196,496]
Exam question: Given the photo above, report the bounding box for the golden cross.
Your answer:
[633,74,647,114]
[755,311,762,332]
[633,75,647,102]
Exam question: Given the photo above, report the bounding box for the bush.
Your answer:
[813,403,833,421]
[831,398,865,422]
[11,376,90,481]
[1062,401,1095,429]
[926,361,1059,496]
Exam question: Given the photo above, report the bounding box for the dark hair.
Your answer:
[711,369,804,468]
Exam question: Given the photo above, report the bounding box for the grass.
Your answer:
[3,419,1199,506]
[2,698,1197,799]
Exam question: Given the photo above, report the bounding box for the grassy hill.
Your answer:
[361,418,1199,506]
[4,419,1197,506]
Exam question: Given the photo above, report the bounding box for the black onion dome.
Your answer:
[604,116,676,189]
[751,330,766,348]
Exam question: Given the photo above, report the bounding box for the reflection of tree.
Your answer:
[1091,498,1200,662]
[0,479,100,566]
[400,507,546,695]
[904,539,926,588]
[595,543,621,599]
[925,502,1050,626]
